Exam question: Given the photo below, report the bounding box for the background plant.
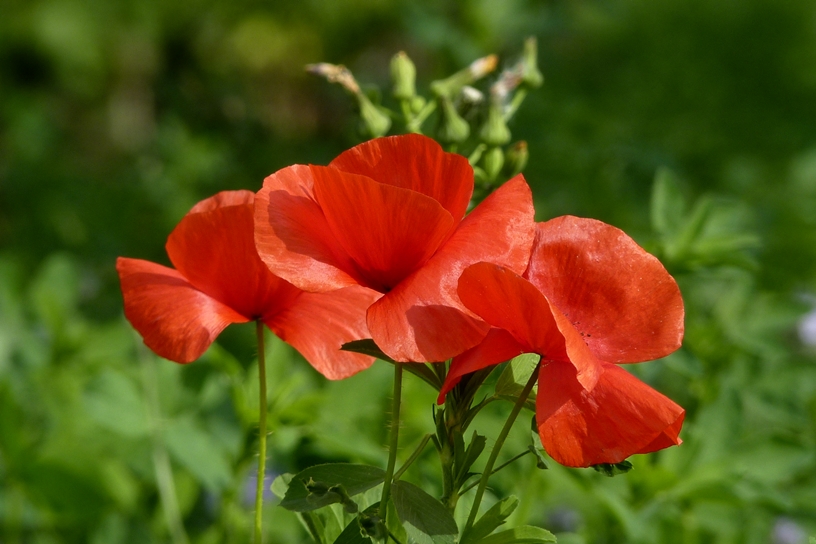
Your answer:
[2,0,816,543]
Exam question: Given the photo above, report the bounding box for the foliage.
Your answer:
[2,0,816,543]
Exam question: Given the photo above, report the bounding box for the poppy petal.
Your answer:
[311,165,455,292]
[266,286,381,380]
[117,257,248,363]
[255,165,361,292]
[366,175,536,362]
[458,262,603,390]
[166,191,301,320]
[437,328,527,403]
[329,134,473,224]
[525,216,684,363]
[536,361,684,467]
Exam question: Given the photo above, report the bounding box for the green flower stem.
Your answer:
[393,433,432,481]
[379,363,404,520]
[140,346,189,544]
[459,449,531,494]
[464,361,540,533]
[254,321,268,544]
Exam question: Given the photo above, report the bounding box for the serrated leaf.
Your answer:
[281,464,385,512]
[474,525,557,543]
[392,480,458,544]
[591,460,633,477]
[495,354,539,411]
[461,496,519,543]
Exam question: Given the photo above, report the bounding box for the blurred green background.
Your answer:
[2,0,816,542]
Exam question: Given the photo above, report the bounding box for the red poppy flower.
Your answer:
[116,190,379,379]
[439,216,685,467]
[254,134,536,363]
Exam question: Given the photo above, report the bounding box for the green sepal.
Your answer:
[591,460,634,477]
[495,354,540,411]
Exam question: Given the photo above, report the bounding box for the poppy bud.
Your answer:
[503,141,529,178]
[520,37,544,88]
[479,101,511,146]
[357,93,391,138]
[431,54,498,98]
[391,51,417,100]
[482,146,505,181]
[436,96,470,144]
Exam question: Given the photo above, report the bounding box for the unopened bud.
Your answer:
[431,54,498,98]
[479,102,511,146]
[503,141,529,178]
[520,37,544,88]
[436,96,470,144]
[357,94,391,138]
[390,51,417,100]
[410,95,426,114]
[482,146,505,181]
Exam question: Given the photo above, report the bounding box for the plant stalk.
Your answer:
[463,361,540,533]
[254,321,268,544]
[379,363,404,519]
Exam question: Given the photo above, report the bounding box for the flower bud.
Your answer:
[479,101,511,146]
[436,96,470,144]
[357,93,391,138]
[503,141,529,177]
[521,37,544,88]
[430,54,498,98]
[390,51,417,100]
[482,146,505,181]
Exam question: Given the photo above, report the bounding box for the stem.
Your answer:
[459,449,531,494]
[463,361,540,532]
[254,321,268,544]
[379,364,404,520]
[393,433,432,481]
[140,347,189,544]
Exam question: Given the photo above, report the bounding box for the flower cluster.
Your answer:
[118,133,684,468]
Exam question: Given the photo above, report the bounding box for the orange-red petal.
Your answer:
[365,175,536,362]
[311,165,455,292]
[525,216,684,363]
[437,328,527,403]
[117,257,248,363]
[266,285,381,380]
[166,191,301,320]
[329,134,473,225]
[536,361,684,467]
[255,165,362,292]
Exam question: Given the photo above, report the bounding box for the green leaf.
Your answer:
[591,460,633,477]
[461,496,519,543]
[333,503,382,544]
[527,445,548,470]
[650,167,686,236]
[391,480,458,544]
[271,473,293,500]
[281,464,385,512]
[495,354,539,411]
[163,417,232,491]
[83,370,148,438]
[473,525,557,543]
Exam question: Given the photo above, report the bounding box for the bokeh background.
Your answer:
[2,0,816,542]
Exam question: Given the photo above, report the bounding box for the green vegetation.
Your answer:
[2,0,816,542]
